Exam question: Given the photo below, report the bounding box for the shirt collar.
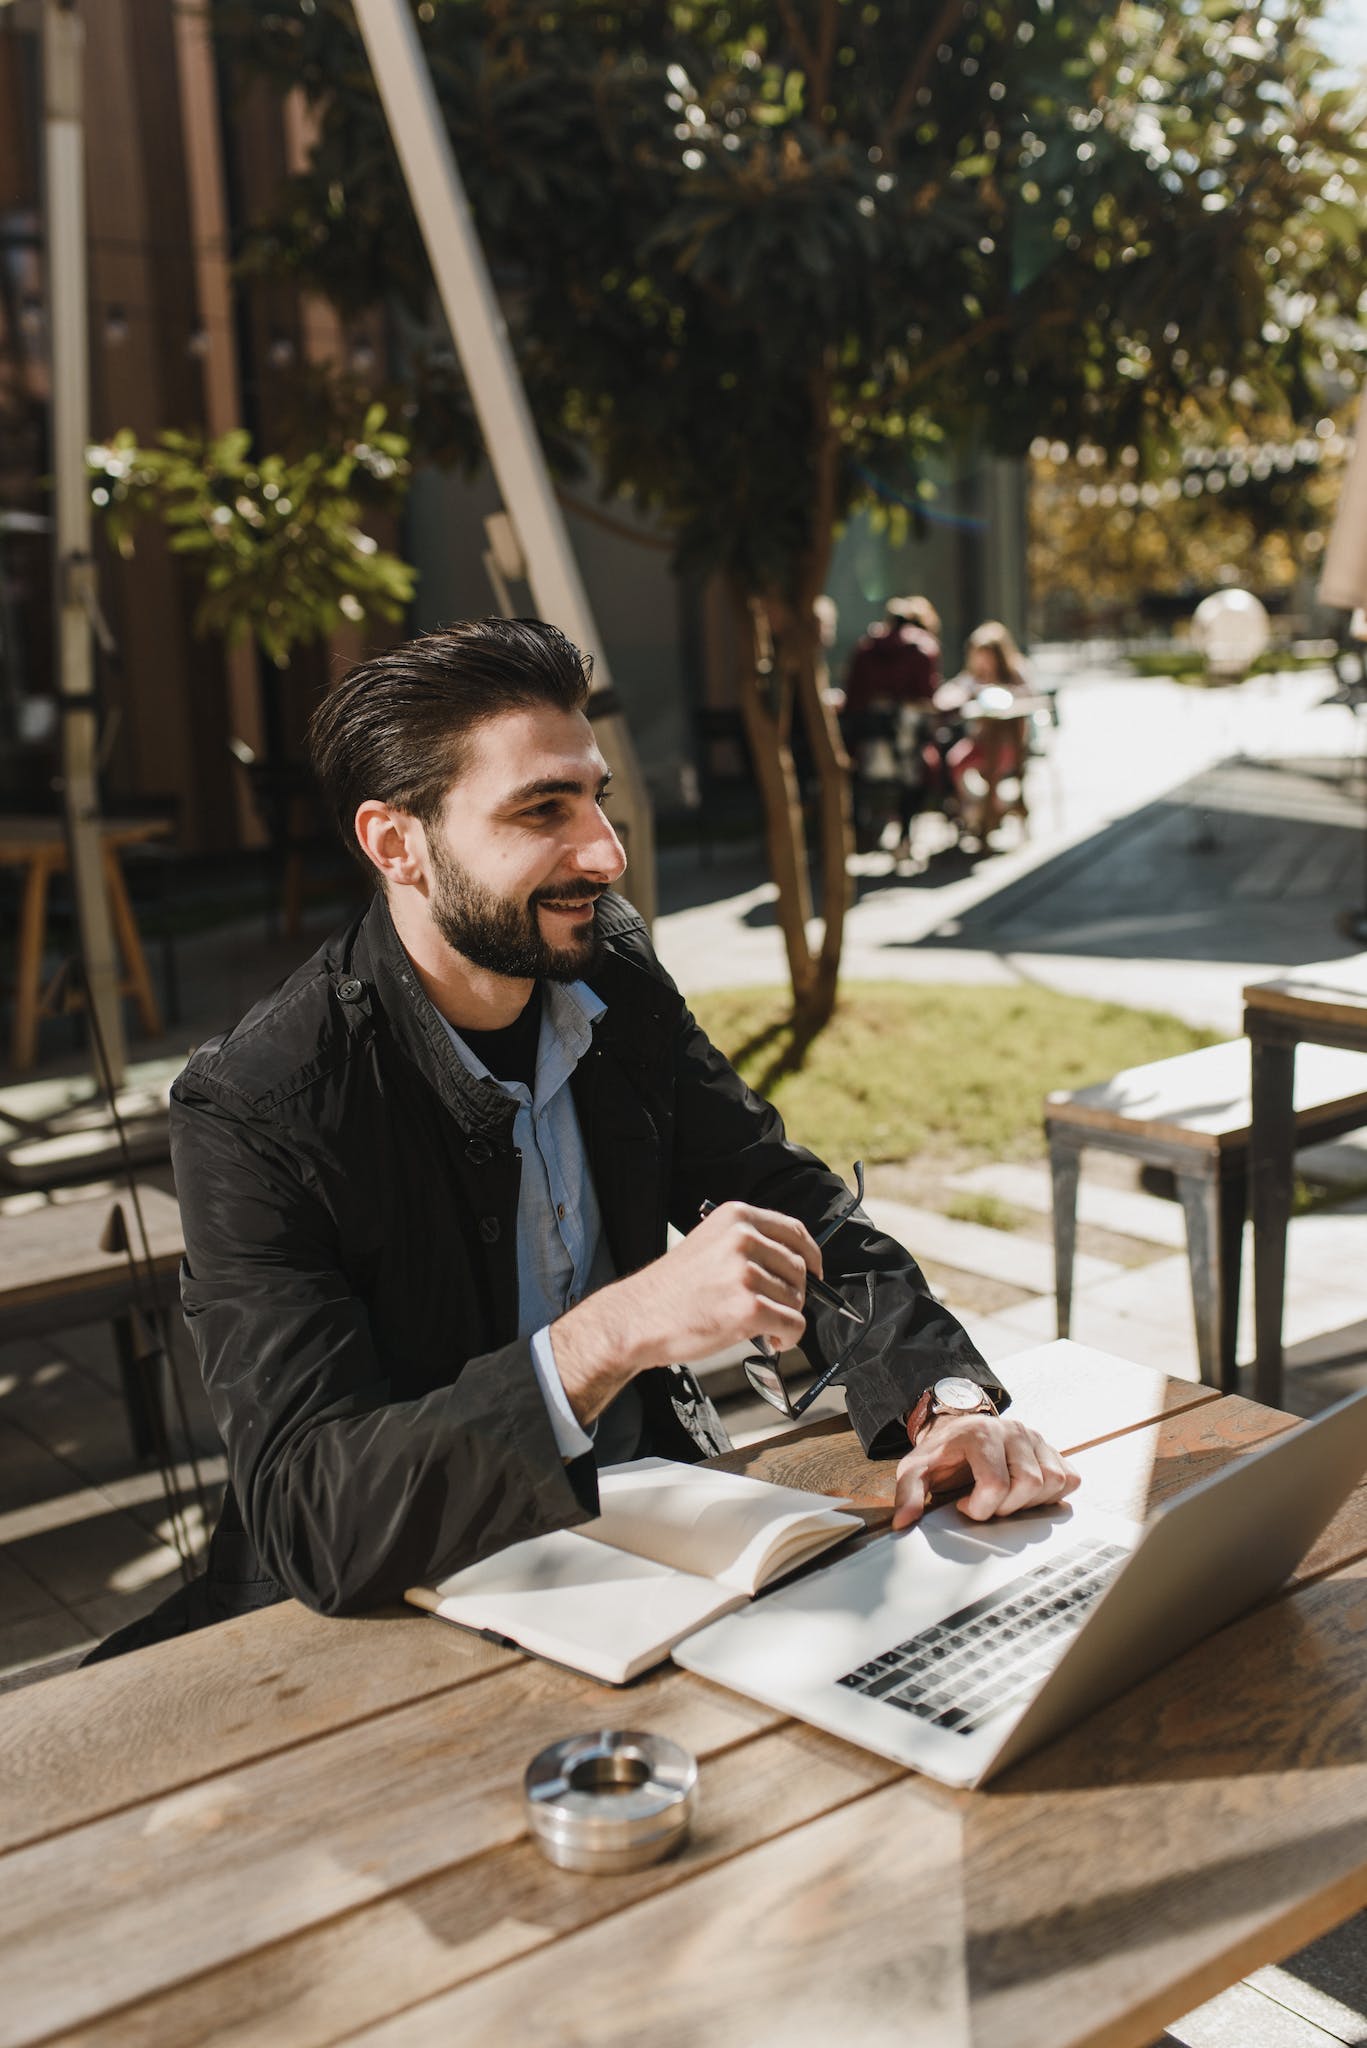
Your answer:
[435,978,606,1105]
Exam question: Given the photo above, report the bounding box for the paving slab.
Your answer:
[948,1159,1189,1248]
[997,1292,1203,1381]
[951,1311,1046,1367]
[4,1501,186,1608]
[1247,1915,1367,2041]
[0,1546,68,1631]
[863,1193,1121,1295]
[1161,1977,1350,2048]
[0,1607,96,1682]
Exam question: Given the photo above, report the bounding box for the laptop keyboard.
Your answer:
[835,1540,1129,1736]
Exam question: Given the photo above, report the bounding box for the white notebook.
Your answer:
[406,1458,862,1684]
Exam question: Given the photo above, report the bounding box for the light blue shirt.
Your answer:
[437,980,609,1461]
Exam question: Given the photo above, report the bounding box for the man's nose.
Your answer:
[571,805,627,879]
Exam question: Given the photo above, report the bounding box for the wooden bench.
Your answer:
[1046,1039,1367,1390]
[0,1186,185,1458]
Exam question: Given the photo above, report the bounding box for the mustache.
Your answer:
[531,881,609,908]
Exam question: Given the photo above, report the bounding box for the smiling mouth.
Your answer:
[538,896,598,915]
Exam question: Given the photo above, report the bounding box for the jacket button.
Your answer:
[336,977,364,1002]
[466,1138,494,1165]
[479,1216,501,1244]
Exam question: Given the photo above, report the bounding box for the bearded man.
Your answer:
[90,617,1074,1657]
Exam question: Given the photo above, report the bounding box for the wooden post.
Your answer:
[44,0,126,1085]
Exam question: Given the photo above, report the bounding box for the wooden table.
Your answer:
[1047,1037,1367,1392]
[1245,953,1367,1407]
[2,1346,1365,2048]
[0,1184,184,1458]
[0,815,170,1071]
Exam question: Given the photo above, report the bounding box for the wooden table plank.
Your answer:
[1243,955,1367,1030]
[7,1377,1365,2048]
[1064,1393,1297,1521]
[0,1186,183,1322]
[336,1558,1367,2048]
[0,1664,780,2048]
[0,1603,518,1857]
[712,1341,1222,1523]
[345,1773,972,2048]
[45,1724,903,2048]
[967,1553,1367,2048]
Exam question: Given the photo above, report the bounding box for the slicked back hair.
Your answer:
[308,617,593,867]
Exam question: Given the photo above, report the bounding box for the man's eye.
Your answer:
[597,789,613,807]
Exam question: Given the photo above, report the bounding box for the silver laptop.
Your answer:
[675,1386,1367,1788]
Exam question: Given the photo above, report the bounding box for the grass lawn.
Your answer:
[690,981,1217,1177]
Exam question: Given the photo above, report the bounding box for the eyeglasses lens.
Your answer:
[743,1355,796,1417]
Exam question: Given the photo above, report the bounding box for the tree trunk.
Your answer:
[730,584,853,1035]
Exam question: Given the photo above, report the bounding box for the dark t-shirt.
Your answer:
[456,983,543,1088]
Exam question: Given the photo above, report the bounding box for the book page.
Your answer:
[407,1529,740,1685]
[579,1459,860,1594]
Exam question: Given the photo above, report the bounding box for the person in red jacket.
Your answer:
[838,597,944,859]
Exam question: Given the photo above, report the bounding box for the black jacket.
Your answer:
[165,890,1004,1626]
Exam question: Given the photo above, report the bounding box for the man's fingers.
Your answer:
[890,1456,932,1530]
[706,1201,824,1277]
[891,1418,1081,1530]
[954,1425,1013,1521]
[1032,1433,1081,1503]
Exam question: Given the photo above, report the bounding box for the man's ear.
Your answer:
[355,800,429,892]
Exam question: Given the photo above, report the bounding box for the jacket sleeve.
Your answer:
[610,927,1010,1460]
[171,1077,598,1615]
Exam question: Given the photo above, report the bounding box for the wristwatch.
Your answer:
[905,1376,999,1447]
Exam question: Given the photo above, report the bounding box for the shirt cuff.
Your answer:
[530,1324,596,1462]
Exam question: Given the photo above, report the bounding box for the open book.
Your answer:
[405,1458,862,1685]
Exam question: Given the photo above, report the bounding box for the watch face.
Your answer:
[933,1376,989,1413]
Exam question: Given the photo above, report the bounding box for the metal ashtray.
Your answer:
[523,1730,698,1875]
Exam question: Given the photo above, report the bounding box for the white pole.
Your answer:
[349,0,656,922]
[44,0,127,1084]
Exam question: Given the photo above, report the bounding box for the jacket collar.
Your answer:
[353,892,675,1134]
[356,894,519,1137]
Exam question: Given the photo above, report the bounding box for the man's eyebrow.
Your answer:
[501,769,613,806]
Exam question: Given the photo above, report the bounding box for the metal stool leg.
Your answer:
[111,1310,170,1463]
[1217,1165,1247,1395]
[1177,1166,1230,1389]
[1049,1136,1081,1339]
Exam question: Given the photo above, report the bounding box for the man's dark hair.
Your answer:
[308,617,593,864]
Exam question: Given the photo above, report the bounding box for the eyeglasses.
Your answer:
[743,1162,872,1421]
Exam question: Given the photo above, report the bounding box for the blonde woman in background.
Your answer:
[935,621,1035,843]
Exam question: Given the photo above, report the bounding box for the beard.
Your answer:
[428,838,605,983]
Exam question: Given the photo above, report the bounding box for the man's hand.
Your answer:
[892,1413,1079,1531]
[550,1201,822,1425]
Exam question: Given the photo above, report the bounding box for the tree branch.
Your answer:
[555,488,674,551]
[774,0,820,90]
[813,0,840,115]
[881,0,969,153]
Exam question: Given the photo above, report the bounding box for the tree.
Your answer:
[1028,402,1356,633]
[212,0,1365,1028]
[88,404,416,667]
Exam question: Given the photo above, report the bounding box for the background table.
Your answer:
[2,1347,1365,2048]
[0,1183,184,1457]
[0,814,170,1070]
[1245,954,1367,1406]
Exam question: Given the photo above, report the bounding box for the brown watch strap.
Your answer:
[905,1382,998,1449]
[904,1388,937,1448]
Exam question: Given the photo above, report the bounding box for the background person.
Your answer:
[838,596,945,860]
[936,620,1035,842]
